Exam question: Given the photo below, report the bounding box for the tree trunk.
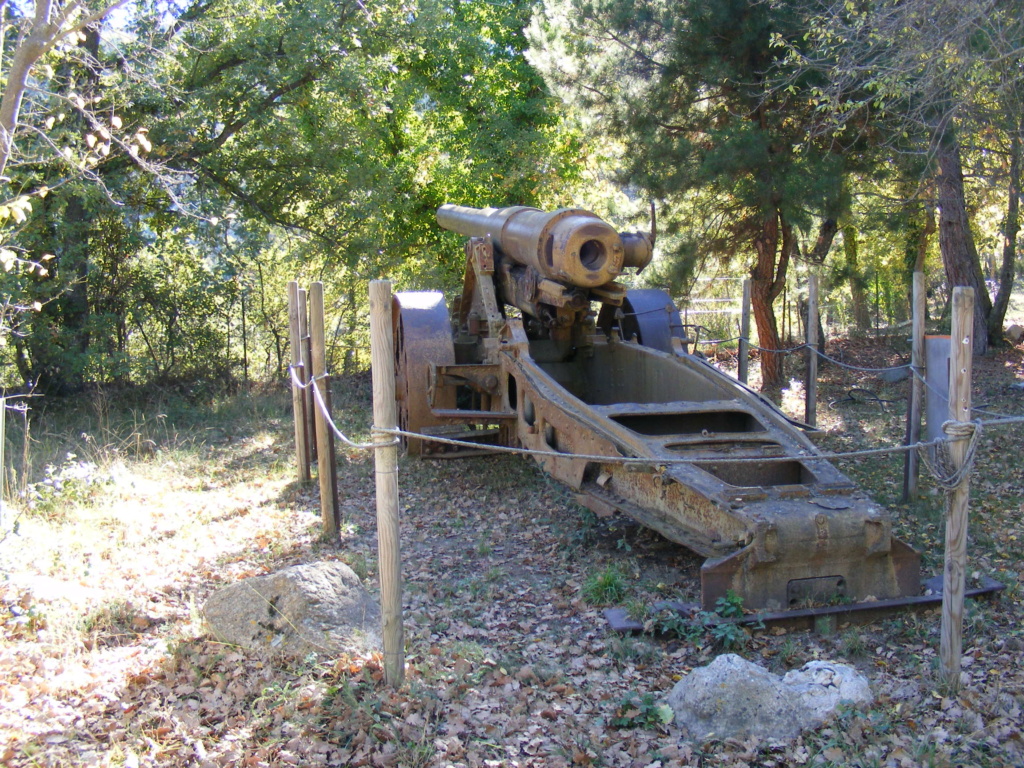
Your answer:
[936,131,991,354]
[915,203,936,274]
[988,126,1020,341]
[843,225,871,331]
[750,212,790,389]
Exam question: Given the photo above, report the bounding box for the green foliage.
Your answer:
[609,692,674,729]
[651,608,694,639]
[581,564,628,606]
[540,0,850,256]
[0,0,579,392]
[25,454,112,521]
[707,618,749,651]
[714,590,746,619]
[651,590,757,651]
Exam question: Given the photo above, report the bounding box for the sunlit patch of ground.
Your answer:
[0,357,1022,766]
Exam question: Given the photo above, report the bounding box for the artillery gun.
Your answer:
[392,204,920,611]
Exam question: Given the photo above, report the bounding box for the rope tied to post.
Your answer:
[288,363,400,450]
[918,420,982,493]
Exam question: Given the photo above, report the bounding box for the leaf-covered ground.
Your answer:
[1,338,1022,767]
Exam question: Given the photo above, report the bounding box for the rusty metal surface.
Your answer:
[605,576,1004,635]
[392,292,456,456]
[437,204,631,288]
[394,204,925,612]
[596,289,686,353]
[499,335,919,610]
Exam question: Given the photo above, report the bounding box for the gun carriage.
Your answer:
[392,204,920,611]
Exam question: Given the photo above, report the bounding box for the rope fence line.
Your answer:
[375,425,954,465]
[744,340,916,375]
[691,335,744,346]
[910,367,1024,423]
[674,331,918,375]
[288,359,1024,494]
[289,364,398,450]
[292,356,1023,471]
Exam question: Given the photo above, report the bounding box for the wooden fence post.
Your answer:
[241,289,249,385]
[0,397,5,529]
[369,280,404,688]
[805,273,819,427]
[309,282,340,539]
[940,286,974,692]
[738,278,751,385]
[903,271,925,501]
[299,288,316,462]
[287,282,310,483]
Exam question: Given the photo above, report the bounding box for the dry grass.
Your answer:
[0,345,1022,766]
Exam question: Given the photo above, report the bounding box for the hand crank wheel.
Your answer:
[597,288,685,353]
[392,292,456,455]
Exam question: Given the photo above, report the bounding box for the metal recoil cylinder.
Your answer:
[437,204,650,288]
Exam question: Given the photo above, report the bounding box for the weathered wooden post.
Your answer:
[805,273,819,427]
[309,282,340,538]
[902,271,925,501]
[287,282,310,483]
[0,397,5,529]
[738,278,751,385]
[299,288,316,462]
[369,279,405,688]
[940,286,974,692]
[925,335,951,455]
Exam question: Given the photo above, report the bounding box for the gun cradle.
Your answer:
[392,204,919,611]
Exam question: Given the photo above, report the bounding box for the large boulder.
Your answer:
[665,653,871,741]
[782,660,872,725]
[204,561,381,657]
[1006,324,1024,345]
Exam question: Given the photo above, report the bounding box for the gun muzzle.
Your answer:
[437,204,627,288]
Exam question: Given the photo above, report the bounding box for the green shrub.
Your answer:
[582,564,628,606]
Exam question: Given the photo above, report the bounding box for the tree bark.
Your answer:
[0,0,53,180]
[936,131,991,354]
[750,211,790,389]
[843,225,871,331]
[0,0,126,179]
[988,126,1020,341]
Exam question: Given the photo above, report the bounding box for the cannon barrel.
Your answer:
[437,204,651,288]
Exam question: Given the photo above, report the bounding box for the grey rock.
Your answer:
[1006,324,1024,345]
[879,367,910,383]
[665,653,871,742]
[204,561,380,657]
[782,660,872,722]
